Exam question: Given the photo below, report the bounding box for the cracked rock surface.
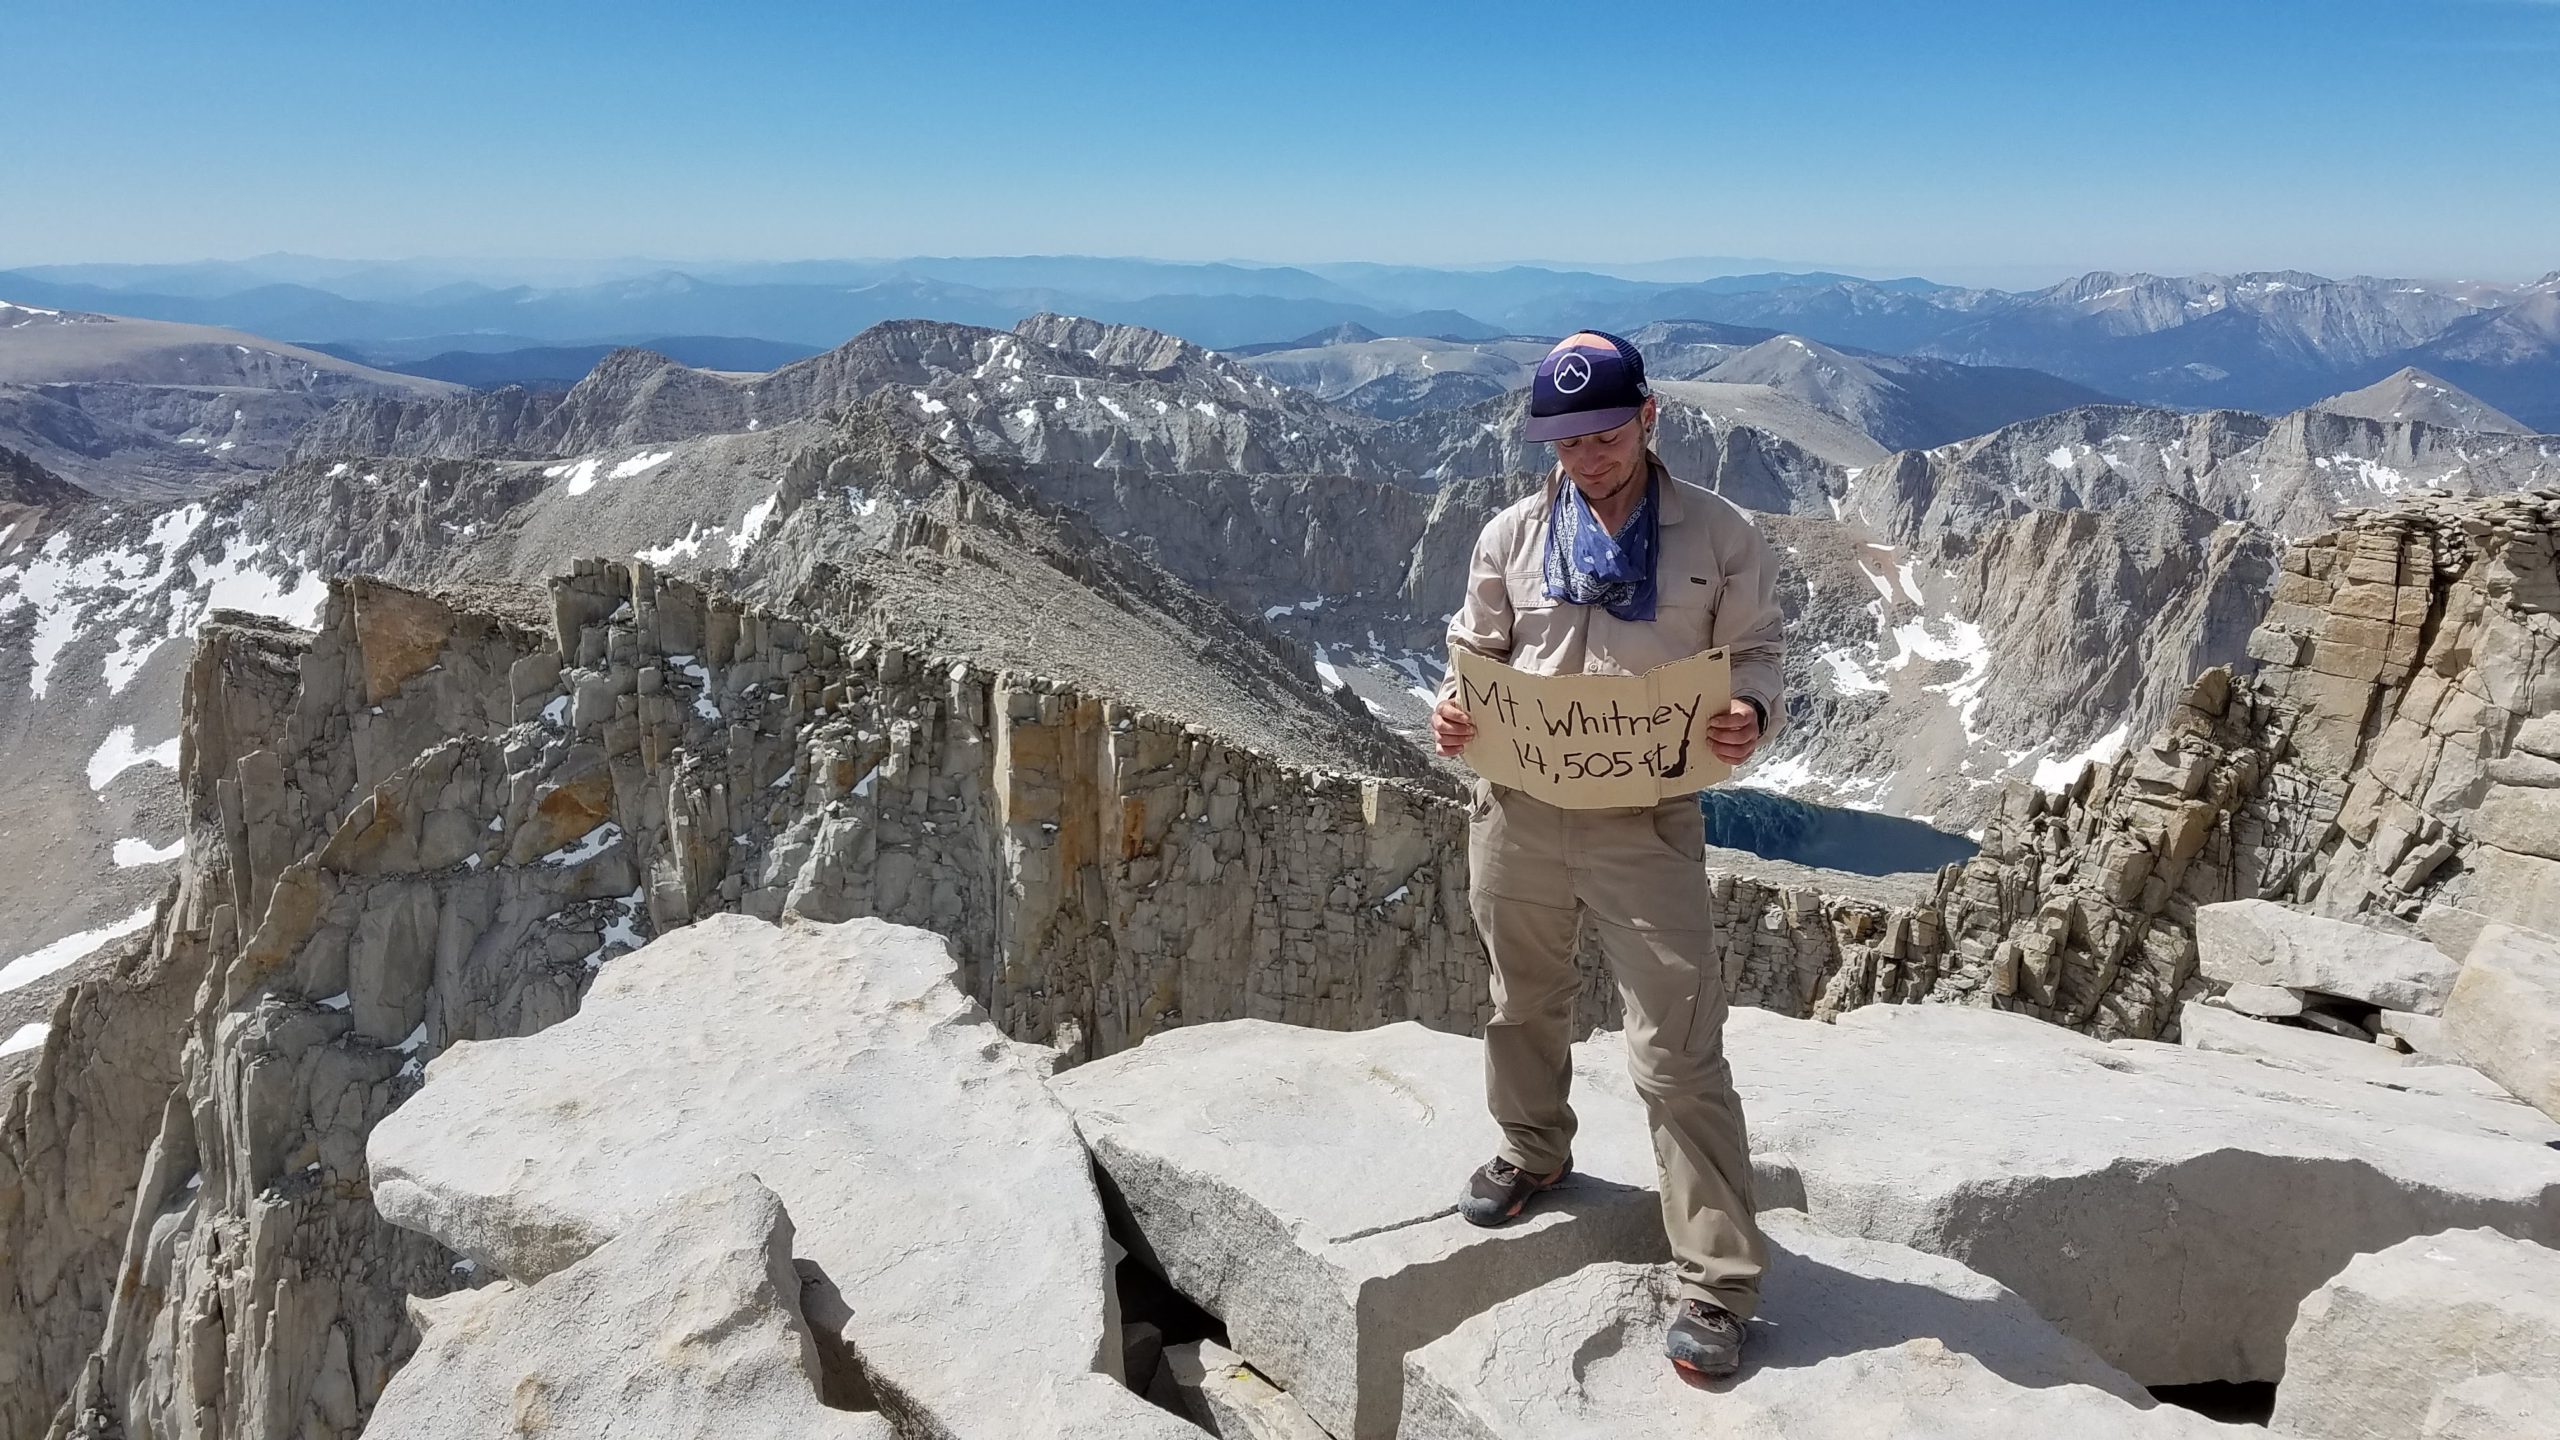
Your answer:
[368,913,1187,1440]
[364,1177,891,1440]
[1051,1017,1670,1440]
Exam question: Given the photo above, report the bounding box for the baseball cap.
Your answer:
[1524,329,1650,442]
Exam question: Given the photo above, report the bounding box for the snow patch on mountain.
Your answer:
[86,725,180,791]
[0,904,155,996]
[2029,723,2133,793]
[112,835,186,867]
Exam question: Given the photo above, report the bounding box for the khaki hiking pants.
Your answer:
[1467,779,1768,1318]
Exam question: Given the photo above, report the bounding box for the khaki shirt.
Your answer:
[1440,463,1788,741]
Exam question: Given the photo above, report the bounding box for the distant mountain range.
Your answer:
[5,257,2555,428]
[304,336,826,389]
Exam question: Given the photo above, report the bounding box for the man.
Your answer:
[1430,329,1785,1382]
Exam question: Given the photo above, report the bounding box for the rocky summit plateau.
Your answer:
[2,272,2558,1440]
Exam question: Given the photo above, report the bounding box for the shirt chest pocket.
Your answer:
[1504,565,1558,612]
[1654,572,1719,649]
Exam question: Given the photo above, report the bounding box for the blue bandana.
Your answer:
[1542,472,1659,622]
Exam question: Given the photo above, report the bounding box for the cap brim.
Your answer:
[1522,405,1641,442]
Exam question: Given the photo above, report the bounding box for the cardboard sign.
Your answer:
[1453,647,1734,807]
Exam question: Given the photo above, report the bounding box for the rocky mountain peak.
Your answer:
[575,344,691,387]
[1011,312,1219,377]
[2313,366,2531,435]
[1300,320,1382,347]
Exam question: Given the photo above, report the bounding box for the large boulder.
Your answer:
[2197,899,2461,1013]
[1716,1005,2560,1385]
[2177,1000,2513,1102]
[1397,1213,2240,1439]
[2268,1228,2560,1440]
[1048,1018,1674,1440]
[2441,923,2560,1121]
[364,1178,891,1439]
[368,915,1191,1440]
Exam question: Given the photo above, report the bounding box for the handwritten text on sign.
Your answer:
[1454,647,1734,808]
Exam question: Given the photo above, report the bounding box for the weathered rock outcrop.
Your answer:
[1910,487,2560,1039]
[2176,998,2511,1101]
[1159,1340,1335,1440]
[364,1178,892,1440]
[2269,1228,2560,1440]
[369,915,1190,1440]
[0,614,307,1440]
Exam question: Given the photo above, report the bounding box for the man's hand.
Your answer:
[1431,698,1476,757]
[1705,699,1763,765]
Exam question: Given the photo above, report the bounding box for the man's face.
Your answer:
[1553,399,1654,501]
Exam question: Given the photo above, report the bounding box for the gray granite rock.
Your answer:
[2221,983,2307,1018]
[1048,1017,1671,1440]
[2270,1227,2560,1440]
[2378,1008,2461,1061]
[2442,923,2560,1121]
[1397,1214,2239,1439]
[1712,1004,2560,1385]
[2421,1374,2560,1440]
[2181,999,2412,1082]
[1161,1339,1334,1440]
[2198,900,2461,1014]
[369,913,1184,1440]
[364,1177,890,1440]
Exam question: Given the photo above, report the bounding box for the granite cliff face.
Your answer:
[1915,488,2560,1036]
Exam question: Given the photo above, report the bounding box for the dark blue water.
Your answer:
[1694,789,1977,877]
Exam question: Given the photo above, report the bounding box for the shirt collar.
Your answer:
[1652,458,1687,526]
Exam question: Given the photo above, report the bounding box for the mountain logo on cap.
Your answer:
[1552,353,1592,394]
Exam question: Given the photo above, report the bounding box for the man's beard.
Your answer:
[1573,451,1648,508]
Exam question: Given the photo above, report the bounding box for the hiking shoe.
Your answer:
[1456,1156,1568,1227]
[1666,1299,1745,1380]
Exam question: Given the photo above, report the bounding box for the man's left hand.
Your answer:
[1705,700,1763,765]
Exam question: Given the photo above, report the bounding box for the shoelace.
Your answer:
[1682,1301,1740,1332]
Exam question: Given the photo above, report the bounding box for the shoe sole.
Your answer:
[1671,1356,1740,1386]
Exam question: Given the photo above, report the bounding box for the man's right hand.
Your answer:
[1431,698,1475,757]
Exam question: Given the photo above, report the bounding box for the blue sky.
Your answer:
[6,0,2555,285]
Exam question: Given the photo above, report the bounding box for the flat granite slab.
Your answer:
[1049,1017,1690,1440]
[1702,1004,2560,1385]
[1398,1212,2244,1439]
